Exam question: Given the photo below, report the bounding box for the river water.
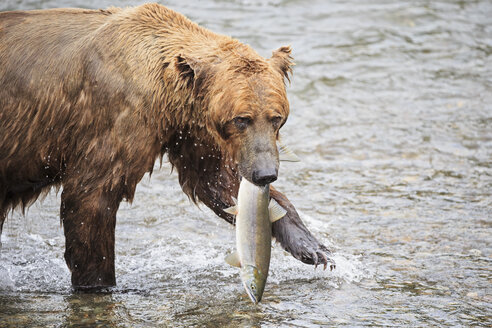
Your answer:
[1,0,491,326]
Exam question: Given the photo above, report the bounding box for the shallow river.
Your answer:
[1,0,491,327]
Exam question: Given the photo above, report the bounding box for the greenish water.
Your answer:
[1,0,491,326]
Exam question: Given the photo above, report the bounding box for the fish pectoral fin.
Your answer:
[225,252,241,268]
[277,138,300,162]
[269,199,287,222]
[224,205,238,215]
[224,197,239,215]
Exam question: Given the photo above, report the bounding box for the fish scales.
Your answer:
[225,179,286,303]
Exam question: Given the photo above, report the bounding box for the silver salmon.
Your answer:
[224,179,287,304]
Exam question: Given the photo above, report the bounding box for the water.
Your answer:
[1,0,491,326]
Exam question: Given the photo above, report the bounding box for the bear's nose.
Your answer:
[252,169,277,186]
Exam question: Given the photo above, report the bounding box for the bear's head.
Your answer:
[174,45,293,186]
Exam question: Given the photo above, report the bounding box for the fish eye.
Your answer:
[251,284,256,291]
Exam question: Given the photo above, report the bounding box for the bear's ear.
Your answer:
[175,54,213,95]
[269,46,294,83]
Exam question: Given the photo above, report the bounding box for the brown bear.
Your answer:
[0,3,334,290]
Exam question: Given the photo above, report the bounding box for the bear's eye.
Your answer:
[233,116,251,130]
[271,116,283,129]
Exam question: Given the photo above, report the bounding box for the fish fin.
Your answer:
[269,199,287,222]
[225,252,241,268]
[224,205,238,215]
[278,139,300,162]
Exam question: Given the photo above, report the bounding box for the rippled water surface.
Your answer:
[1,0,491,326]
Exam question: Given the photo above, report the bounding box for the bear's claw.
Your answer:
[319,246,336,271]
[301,245,336,271]
[314,250,332,270]
[276,228,336,271]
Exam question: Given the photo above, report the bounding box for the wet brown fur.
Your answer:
[0,3,332,289]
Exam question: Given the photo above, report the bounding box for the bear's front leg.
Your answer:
[61,186,121,290]
[270,187,336,270]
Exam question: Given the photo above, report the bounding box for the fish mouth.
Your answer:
[241,265,265,304]
[245,286,259,304]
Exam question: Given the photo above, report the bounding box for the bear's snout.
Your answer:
[237,129,280,187]
[252,168,277,186]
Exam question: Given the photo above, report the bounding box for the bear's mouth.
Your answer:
[238,165,278,187]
